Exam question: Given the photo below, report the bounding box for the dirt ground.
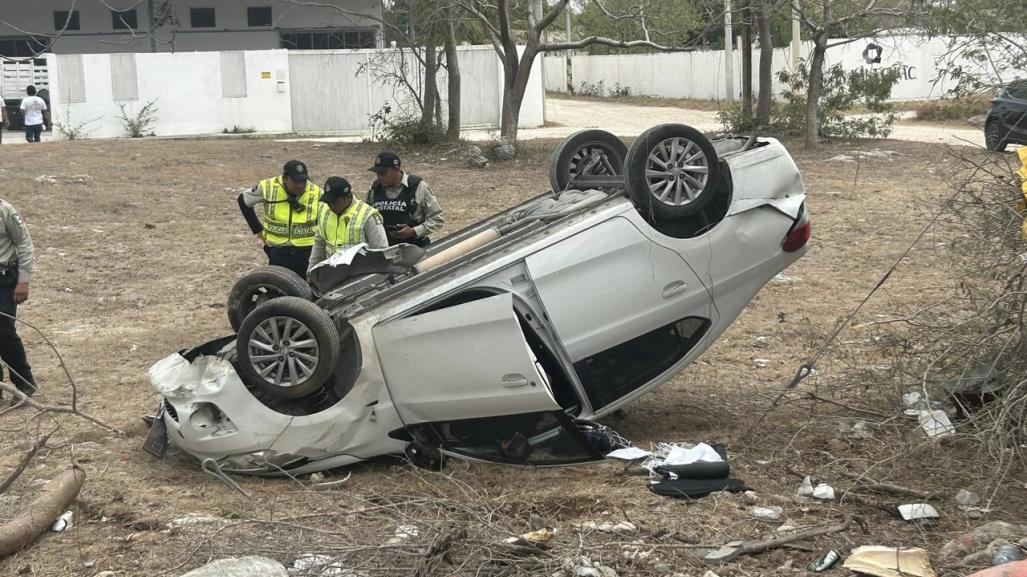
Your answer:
[0,135,1023,577]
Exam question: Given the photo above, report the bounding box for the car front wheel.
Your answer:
[625,124,721,219]
[985,119,1008,152]
[236,296,340,399]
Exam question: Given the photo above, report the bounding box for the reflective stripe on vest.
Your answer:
[318,199,380,257]
[260,177,321,248]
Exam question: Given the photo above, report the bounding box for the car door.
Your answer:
[1009,82,1027,138]
[374,293,600,465]
[525,216,712,362]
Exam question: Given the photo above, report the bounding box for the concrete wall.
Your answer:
[0,0,383,54]
[46,45,545,139]
[49,49,293,138]
[544,34,1027,102]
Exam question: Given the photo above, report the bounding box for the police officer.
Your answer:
[308,176,388,273]
[0,198,36,399]
[367,152,444,247]
[238,160,322,278]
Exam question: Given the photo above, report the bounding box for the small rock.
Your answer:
[771,273,801,285]
[966,507,988,519]
[465,145,482,157]
[742,491,759,504]
[469,155,489,169]
[753,358,770,368]
[654,563,673,574]
[957,489,981,507]
[180,556,287,577]
[703,571,721,577]
[494,143,516,160]
[753,336,768,348]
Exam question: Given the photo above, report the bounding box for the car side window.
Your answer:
[574,317,711,410]
[1008,82,1027,100]
[430,411,598,465]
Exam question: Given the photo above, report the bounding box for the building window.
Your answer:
[190,8,216,28]
[54,10,80,31]
[112,9,139,30]
[248,6,272,27]
[280,29,377,50]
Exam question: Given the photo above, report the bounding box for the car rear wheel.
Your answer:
[625,124,721,219]
[236,297,340,399]
[549,130,627,192]
[985,119,1008,152]
[228,266,314,332]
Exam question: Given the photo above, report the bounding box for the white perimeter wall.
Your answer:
[545,34,1026,102]
[46,45,544,140]
[49,50,293,139]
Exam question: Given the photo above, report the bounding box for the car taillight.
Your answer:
[782,221,810,252]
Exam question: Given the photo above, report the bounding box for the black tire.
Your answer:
[625,124,721,219]
[227,265,314,332]
[985,119,1008,152]
[236,297,340,399]
[548,129,627,192]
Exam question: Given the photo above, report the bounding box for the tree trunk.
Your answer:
[755,3,773,126]
[805,34,827,148]
[741,3,753,122]
[443,7,461,140]
[499,48,525,142]
[421,35,438,128]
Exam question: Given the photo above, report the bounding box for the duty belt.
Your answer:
[0,260,17,272]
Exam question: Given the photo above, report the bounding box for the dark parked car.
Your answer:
[985,80,1027,151]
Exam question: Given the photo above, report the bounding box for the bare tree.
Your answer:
[443,5,462,140]
[460,0,675,143]
[755,0,775,126]
[792,0,913,147]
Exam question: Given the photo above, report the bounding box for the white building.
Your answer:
[0,0,384,56]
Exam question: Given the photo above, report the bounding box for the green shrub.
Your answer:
[718,61,900,139]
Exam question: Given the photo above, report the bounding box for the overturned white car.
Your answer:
[145,125,810,474]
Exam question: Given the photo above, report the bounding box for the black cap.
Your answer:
[321,176,353,202]
[368,152,401,173]
[283,160,309,181]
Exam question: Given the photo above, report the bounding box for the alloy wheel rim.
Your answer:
[248,315,320,388]
[644,136,710,206]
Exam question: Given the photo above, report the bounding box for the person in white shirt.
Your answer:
[19,85,48,143]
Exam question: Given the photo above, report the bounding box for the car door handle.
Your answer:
[501,374,530,388]
[662,280,688,298]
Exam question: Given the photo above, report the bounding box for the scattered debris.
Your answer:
[292,554,354,576]
[703,515,851,565]
[605,446,650,460]
[0,467,86,558]
[386,524,419,544]
[577,521,637,533]
[842,546,936,577]
[898,503,940,522]
[750,506,784,521]
[33,174,93,185]
[493,143,516,161]
[742,490,759,504]
[840,419,873,439]
[994,545,1026,566]
[754,336,768,348]
[942,362,1005,417]
[810,549,842,572]
[813,484,837,500]
[505,527,556,546]
[180,556,288,577]
[771,273,801,285]
[798,476,816,497]
[468,155,489,169]
[918,410,955,438]
[753,358,770,368]
[942,522,1027,558]
[958,489,982,507]
[50,511,73,532]
[167,514,229,530]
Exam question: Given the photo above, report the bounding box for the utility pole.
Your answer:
[147,0,157,52]
[565,7,573,93]
[724,0,734,102]
[791,4,801,69]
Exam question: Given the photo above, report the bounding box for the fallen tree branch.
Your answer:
[840,472,940,501]
[0,380,121,433]
[0,466,86,558]
[0,429,55,495]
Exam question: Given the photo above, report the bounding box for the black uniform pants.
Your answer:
[264,245,312,279]
[0,267,36,396]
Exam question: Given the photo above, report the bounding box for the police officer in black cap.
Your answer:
[366,152,444,247]
[238,160,323,278]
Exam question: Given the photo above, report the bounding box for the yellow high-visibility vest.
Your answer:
[259,177,321,248]
[317,199,381,257]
